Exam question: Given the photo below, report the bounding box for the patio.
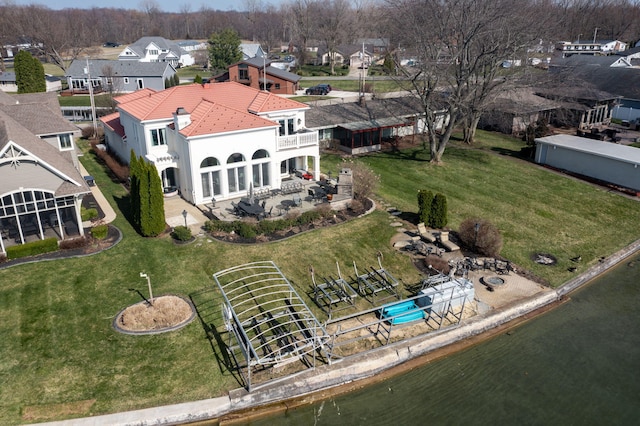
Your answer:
[202,177,346,222]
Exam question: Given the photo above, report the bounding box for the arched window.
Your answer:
[227,153,245,164]
[226,153,246,193]
[200,157,220,168]
[251,150,271,188]
[252,149,270,160]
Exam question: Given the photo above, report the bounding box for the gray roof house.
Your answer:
[305,96,448,154]
[119,36,195,67]
[65,59,176,94]
[0,91,90,254]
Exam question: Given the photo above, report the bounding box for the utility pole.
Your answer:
[85,57,98,139]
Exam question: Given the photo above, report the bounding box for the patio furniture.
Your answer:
[438,231,460,252]
[238,200,265,218]
[417,222,437,243]
[292,193,302,207]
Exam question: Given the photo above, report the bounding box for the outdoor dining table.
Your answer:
[238,200,265,218]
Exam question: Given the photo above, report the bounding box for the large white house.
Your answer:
[100,82,320,206]
[119,37,195,67]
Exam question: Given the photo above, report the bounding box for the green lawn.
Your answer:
[1,133,639,423]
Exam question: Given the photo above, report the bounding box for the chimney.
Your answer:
[173,107,191,130]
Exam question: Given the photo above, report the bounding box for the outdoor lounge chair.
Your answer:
[417,222,437,243]
[293,193,302,207]
[438,231,460,252]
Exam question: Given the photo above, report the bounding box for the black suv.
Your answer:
[305,84,331,95]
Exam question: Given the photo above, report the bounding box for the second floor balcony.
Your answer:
[277,130,319,151]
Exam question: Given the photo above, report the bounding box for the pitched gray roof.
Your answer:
[127,36,186,58]
[305,96,425,129]
[0,102,78,135]
[66,59,175,78]
[549,58,640,101]
[0,112,88,197]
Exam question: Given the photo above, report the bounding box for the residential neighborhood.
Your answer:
[1,1,640,425]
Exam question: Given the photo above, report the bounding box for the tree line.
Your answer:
[1,0,639,73]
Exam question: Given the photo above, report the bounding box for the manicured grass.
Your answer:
[299,79,405,93]
[1,133,639,423]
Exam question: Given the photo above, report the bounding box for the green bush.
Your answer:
[235,222,257,239]
[429,193,448,228]
[81,207,98,221]
[91,224,108,240]
[171,225,192,241]
[6,238,58,259]
[417,190,434,225]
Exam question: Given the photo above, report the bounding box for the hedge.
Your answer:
[6,238,58,259]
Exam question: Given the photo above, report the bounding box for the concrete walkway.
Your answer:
[79,162,116,224]
[163,196,210,235]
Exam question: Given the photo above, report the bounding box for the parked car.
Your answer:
[305,84,331,95]
[103,42,121,48]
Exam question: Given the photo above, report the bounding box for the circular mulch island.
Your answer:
[532,252,557,266]
[113,295,196,335]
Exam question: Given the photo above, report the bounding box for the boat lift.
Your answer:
[311,262,359,319]
[353,252,400,305]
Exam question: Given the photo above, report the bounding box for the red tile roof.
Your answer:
[112,82,307,137]
[100,112,125,137]
[181,100,277,137]
[117,82,306,120]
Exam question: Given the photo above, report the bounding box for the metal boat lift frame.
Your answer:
[212,261,330,391]
[311,262,359,319]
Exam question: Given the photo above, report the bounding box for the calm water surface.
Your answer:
[246,253,640,425]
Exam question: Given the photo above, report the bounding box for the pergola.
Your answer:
[212,261,331,391]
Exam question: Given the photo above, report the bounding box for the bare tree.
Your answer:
[385,0,552,161]
[316,0,354,75]
[286,0,321,66]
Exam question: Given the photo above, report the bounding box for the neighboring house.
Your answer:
[65,59,176,94]
[0,72,61,93]
[305,96,447,155]
[0,72,17,92]
[225,57,301,95]
[0,91,89,254]
[100,82,319,206]
[479,88,563,135]
[175,40,207,52]
[555,39,627,58]
[535,134,640,192]
[240,43,267,60]
[549,55,640,123]
[119,36,195,67]
[357,38,390,55]
[318,44,373,68]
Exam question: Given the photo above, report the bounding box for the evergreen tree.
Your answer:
[172,73,180,87]
[138,157,151,235]
[14,50,46,93]
[129,150,140,230]
[164,77,171,88]
[146,161,166,236]
[429,193,448,229]
[207,28,242,73]
[194,74,202,84]
[417,189,434,225]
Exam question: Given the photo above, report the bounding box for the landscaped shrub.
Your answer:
[91,141,129,182]
[458,217,503,257]
[0,252,6,263]
[429,193,448,228]
[417,190,434,225]
[345,161,379,201]
[91,224,109,240]
[235,222,257,239]
[348,199,363,213]
[81,207,98,221]
[171,225,192,242]
[59,236,90,250]
[6,238,58,259]
[81,125,104,140]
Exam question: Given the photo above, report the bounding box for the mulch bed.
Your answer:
[209,202,370,244]
[0,224,122,269]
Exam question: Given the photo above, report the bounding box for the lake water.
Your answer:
[245,253,640,425]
